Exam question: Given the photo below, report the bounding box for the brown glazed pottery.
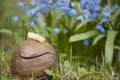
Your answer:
[10,40,57,78]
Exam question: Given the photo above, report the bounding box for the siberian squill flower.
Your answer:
[67,9,77,16]
[30,21,35,26]
[12,16,19,22]
[29,0,37,6]
[27,21,35,27]
[96,25,105,33]
[83,39,89,46]
[64,28,68,33]
[53,27,60,35]
[102,5,112,18]
[80,0,101,18]
[102,5,119,18]
[39,0,53,4]
[17,1,27,10]
[53,0,70,14]
[100,18,109,25]
[26,6,40,16]
[77,10,91,21]
[37,0,53,14]
[77,16,84,22]
[71,2,75,7]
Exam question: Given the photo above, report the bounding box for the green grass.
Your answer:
[0,42,119,80]
[0,30,119,80]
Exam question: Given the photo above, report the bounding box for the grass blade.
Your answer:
[74,19,93,31]
[0,29,12,35]
[114,45,120,50]
[105,30,118,65]
[69,30,99,43]
[92,34,106,45]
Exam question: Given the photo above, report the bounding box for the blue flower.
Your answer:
[100,18,109,25]
[81,10,91,19]
[64,28,68,33]
[29,0,36,6]
[39,5,53,14]
[87,3,100,13]
[80,0,101,10]
[30,21,35,26]
[77,9,91,21]
[71,2,75,7]
[102,11,111,18]
[39,0,53,4]
[27,21,35,26]
[80,0,101,18]
[102,5,113,18]
[96,25,105,33]
[77,16,84,22]
[94,0,101,4]
[26,6,40,16]
[67,9,77,16]
[80,0,87,9]
[53,27,60,35]
[90,12,98,18]
[112,4,119,10]
[17,1,27,10]
[83,39,89,46]
[53,0,70,14]
[12,16,19,22]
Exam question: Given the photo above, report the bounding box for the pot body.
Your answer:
[10,40,57,78]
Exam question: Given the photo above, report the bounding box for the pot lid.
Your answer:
[17,40,56,59]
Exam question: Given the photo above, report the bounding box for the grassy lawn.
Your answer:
[0,0,120,80]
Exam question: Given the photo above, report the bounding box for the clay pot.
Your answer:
[10,40,57,78]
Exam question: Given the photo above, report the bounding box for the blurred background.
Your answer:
[0,0,120,79]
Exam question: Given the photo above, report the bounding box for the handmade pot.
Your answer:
[10,40,57,78]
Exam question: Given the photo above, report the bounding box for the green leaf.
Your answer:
[37,13,46,27]
[69,30,99,43]
[75,1,81,12]
[114,45,120,50]
[111,9,120,27]
[74,19,93,31]
[0,29,12,35]
[90,65,95,72]
[92,34,106,45]
[36,13,49,37]
[105,30,118,65]
[45,69,53,76]
[78,67,87,73]
[51,9,63,27]
[70,16,78,29]
[63,60,71,69]
[46,12,52,26]
[1,76,8,80]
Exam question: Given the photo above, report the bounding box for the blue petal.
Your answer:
[26,6,40,16]
[68,9,77,16]
[64,28,68,33]
[53,27,60,35]
[100,18,109,25]
[71,2,75,7]
[90,12,98,18]
[17,1,27,10]
[102,11,111,17]
[96,25,105,33]
[39,0,53,4]
[12,16,19,22]
[29,0,36,6]
[83,39,89,46]
[30,21,35,26]
[77,16,84,22]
